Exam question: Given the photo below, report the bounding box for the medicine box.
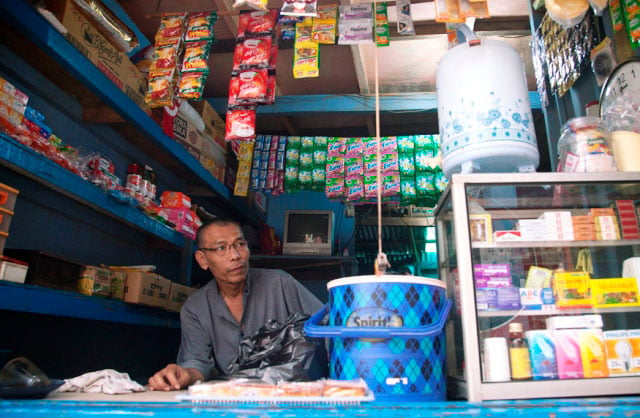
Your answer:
[590,277,640,308]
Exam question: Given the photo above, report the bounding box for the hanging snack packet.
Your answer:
[181,41,212,72]
[225,108,256,141]
[338,4,374,45]
[279,15,304,40]
[375,3,390,47]
[257,72,277,105]
[281,0,319,17]
[237,69,268,103]
[145,68,176,108]
[185,11,217,42]
[227,75,240,108]
[238,10,278,38]
[155,12,187,42]
[312,4,338,44]
[397,0,416,35]
[150,38,182,70]
[293,19,320,78]
[177,71,208,100]
[233,0,269,12]
[240,36,272,69]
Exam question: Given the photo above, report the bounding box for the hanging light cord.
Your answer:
[374,46,389,275]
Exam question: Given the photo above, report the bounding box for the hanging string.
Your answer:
[374,45,389,275]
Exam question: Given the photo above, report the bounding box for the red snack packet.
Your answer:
[237,69,268,103]
[225,108,256,141]
[240,37,272,68]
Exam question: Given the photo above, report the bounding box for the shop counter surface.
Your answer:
[1,392,640,417]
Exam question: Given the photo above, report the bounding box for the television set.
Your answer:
[282,210,335,256]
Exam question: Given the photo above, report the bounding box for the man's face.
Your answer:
[195,223,250,286]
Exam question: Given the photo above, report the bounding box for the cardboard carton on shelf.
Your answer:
[166,282,196,312]
[123,271,171,308]
[42,0,150,115]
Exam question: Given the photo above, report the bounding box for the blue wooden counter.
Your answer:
[1,392,640,417]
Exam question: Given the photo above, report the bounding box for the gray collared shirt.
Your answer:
[177,268,324,380]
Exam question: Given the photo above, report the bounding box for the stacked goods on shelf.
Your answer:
[613,200,640,240]
[160,191,202,240]
[42,0,150,114]
[77,265,126,299]
[271,134,446,205]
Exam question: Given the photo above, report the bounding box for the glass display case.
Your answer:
[435,172,640,401]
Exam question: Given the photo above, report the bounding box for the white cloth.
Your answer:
[57,369,146,394]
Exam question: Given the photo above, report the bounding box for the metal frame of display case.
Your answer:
[435,172,640,402]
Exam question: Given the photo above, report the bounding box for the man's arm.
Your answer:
[148,364,204,391]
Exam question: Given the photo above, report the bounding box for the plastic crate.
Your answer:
[0,182,19,212]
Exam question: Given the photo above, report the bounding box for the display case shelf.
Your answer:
[478,306,640,318]
[472,239,640,249]
[0,134,185,248]
[0,281,180,328]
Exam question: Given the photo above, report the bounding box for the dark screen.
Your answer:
[286,213,330,243]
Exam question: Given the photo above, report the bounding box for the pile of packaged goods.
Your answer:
[246,134,447,206]
[159,191,202,241]
[145,11,218,107]
[484,315,640,382]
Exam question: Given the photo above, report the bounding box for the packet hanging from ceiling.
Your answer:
[281,0,319,17]
[338,19,374,44]
[240,36,273,69]
[225,108,256,141]
[233,0,269,12]
[145,68,176,108]
[375,3,390,47]
[177,71,208,100]
[397,0,416,35]
[293,18,319,78]
[238,10,278,38]
[338,3,374,44]
[237,69,268,103]
[150,38,182,70]
[312,4,338,44]
[155,12,188,42]
[181,41,212,72]
[185,11,218,42]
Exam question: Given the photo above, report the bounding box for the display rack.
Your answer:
[436,172,640,402]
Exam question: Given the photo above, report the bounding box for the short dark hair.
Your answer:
[196,218,242,248]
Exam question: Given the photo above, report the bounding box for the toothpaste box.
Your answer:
[545,314,603,330]
[520,287,555,310]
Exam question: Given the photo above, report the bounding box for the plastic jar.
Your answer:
[557,117,616,172]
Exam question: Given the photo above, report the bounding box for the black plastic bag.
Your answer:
[226,312,327,384]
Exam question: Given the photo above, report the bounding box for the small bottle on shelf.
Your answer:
[508,322,532,380]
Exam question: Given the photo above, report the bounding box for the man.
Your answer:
[148,218,326,391]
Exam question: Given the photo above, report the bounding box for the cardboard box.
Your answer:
[196,100,226,148]
[77,265,112,297]
[162,109,204,160]
[46,0,150,115]
[166,282,196,312]
[123,272,171,308]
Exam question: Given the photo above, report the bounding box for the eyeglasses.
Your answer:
[199,239,248,256]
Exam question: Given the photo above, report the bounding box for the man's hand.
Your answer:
[147,364,202,391]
